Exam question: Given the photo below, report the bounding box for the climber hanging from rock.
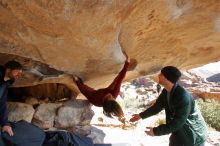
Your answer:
[73,50,137,123]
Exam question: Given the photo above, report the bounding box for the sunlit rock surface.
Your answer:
[0,0,220,96]
[1,1,219,144]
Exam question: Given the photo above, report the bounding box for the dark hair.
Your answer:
[103,99,124,118]
[161,66,181,83]
[4,60,22,70]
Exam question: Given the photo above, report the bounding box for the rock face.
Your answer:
[7,99,94,131]
[32,103,62,129]
[9,83,74,102]
[0,0,220,96]
[55,100,94,128]
[7,102,35,123]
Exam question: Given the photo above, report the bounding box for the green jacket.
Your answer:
[139,84,208,146]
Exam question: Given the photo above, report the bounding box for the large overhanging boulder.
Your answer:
[0,0,220,95]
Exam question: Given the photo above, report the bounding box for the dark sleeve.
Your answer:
[153,91,191,136]
[0,84,9,126]
[139,90,166,119]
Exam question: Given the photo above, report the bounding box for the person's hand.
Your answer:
[145,127,154,136]
[118,116,126,124]
[72,76,78,81]
[129,114,141,122]
[2,125,14,136]
[121,49,129,60]
[127,57,130,63]
[73,76,84,83]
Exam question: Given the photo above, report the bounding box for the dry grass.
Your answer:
[197,99,220,131]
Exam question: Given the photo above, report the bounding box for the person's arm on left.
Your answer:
[0,84,14,136]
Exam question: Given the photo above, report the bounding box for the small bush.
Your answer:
[197,99,220,131]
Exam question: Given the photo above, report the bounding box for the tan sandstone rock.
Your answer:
[0,0,220,97]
